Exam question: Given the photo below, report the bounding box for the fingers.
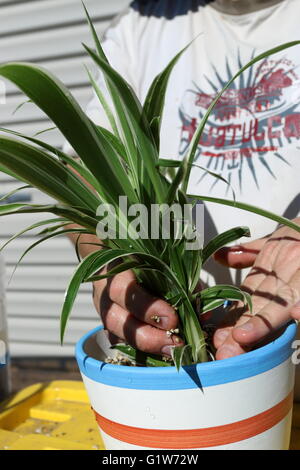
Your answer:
[213,237,268,268]
[213,326,232,350]
[213,265,269,350]
[214,270,300,359]
[100,290,183,355]
[232,268,300,345]
[215,269,300,360]
[214,222,300,360]
[106,269,178,330]
[214,310,252,359]
[290,300,300,319]
[215,339,248,360]
[213,238,284,354]
[93,267,181,356]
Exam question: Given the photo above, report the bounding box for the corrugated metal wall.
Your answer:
[0,0,130,356]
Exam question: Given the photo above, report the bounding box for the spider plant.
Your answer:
[0,7,299,369]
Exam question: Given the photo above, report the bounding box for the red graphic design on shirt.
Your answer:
[179,55,300,190]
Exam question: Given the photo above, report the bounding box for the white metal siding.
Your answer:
[0,0,130,356]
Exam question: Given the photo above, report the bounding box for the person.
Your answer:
[67,0,300,362]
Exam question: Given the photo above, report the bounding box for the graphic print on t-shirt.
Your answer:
[178,53,300,192]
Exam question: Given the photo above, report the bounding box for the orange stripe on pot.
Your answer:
[93,391,293,449]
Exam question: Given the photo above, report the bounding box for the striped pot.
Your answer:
[0,255,10,401]
[0,320,9,401]
[294,326,300,402]
[76,322,297,450]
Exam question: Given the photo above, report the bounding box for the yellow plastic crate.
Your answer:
[0,380,299,450]
[0,381,104,450]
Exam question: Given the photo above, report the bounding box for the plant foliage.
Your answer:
[0,6,299,366]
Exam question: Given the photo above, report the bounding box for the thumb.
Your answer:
[213,237,268,268]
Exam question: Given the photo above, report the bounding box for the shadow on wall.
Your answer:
[130,0,215,19]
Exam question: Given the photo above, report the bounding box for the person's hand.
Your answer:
[213,217,300,360]
[93,267,184,356]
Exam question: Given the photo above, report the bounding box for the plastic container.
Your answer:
[0,380,104,450]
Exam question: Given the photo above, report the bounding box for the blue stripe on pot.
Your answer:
[76,323,297,390]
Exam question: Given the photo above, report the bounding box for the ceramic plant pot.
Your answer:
[0,255,10,401]
[76,322,297,450]
[294,326,300,402]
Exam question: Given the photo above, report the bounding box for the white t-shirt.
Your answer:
[85,0,300,285]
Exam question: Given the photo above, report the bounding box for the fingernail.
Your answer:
[173,336,182,344]
[217,344,238,359]
[159,317,173,329]
[227,245,243,253]
[201,311,213,322]
[235,322,254,332]
[215,330,230,342]
[161,345,173,356]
